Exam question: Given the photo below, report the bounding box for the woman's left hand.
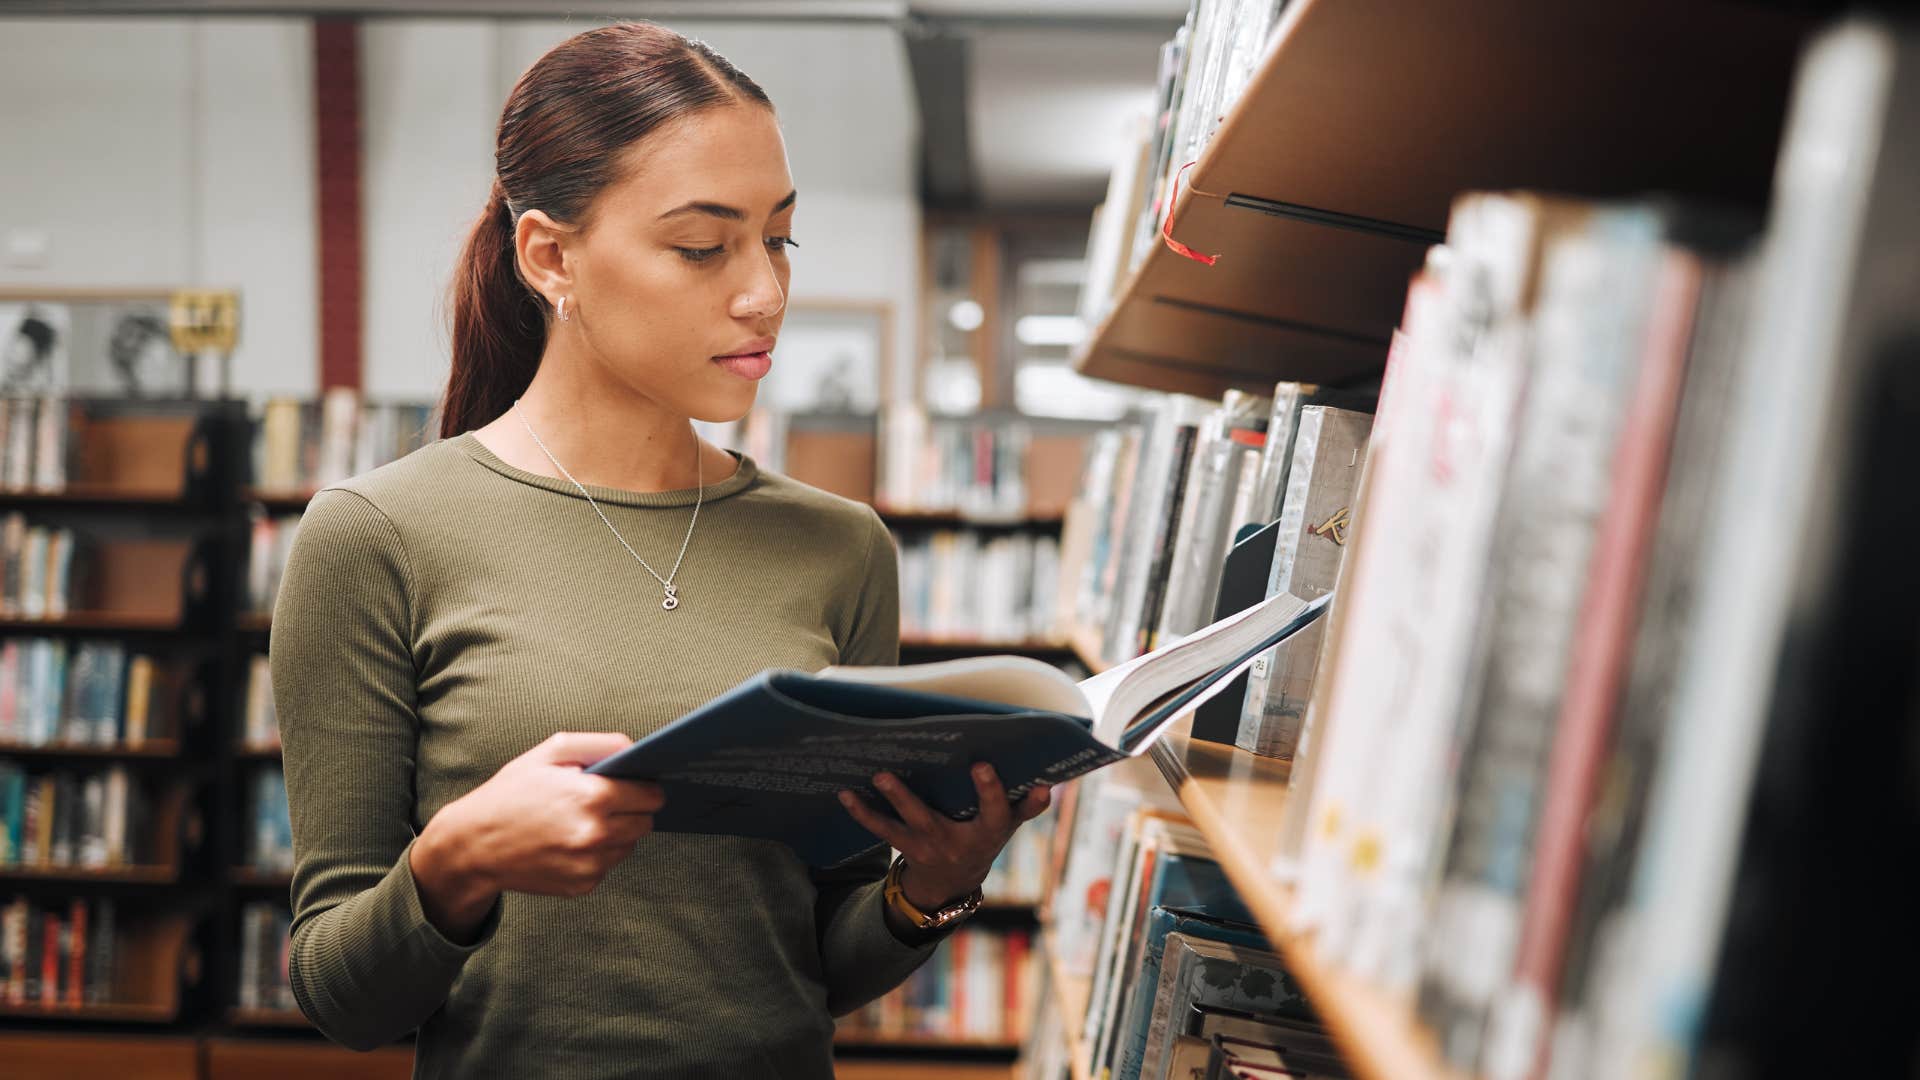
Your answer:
[837,763,1051,909]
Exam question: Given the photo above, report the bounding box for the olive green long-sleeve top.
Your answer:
[270,431,936,1079]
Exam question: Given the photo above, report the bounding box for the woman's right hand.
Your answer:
[410,732,665,941]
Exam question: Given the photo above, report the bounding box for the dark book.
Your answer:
[588,590,1329,867]
[1189,520,1282,745]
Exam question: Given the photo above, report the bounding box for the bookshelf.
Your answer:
[1146,724,1462,1080]
[1,399,250,1044]
[1075,0,1811,398]
[1058,620,1474,1080]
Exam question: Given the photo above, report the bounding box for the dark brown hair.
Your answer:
[440,22,772,438]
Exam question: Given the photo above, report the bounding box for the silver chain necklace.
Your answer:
[513,398,701,611]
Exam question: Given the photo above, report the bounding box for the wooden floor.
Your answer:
[0,1033,1019,1079]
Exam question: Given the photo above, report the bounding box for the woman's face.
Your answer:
[558,103,795,424]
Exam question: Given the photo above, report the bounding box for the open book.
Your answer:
[587,590,1330,866]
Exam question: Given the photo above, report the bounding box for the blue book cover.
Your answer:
[1120,908,1272,1080]
[1111,902,1263,1080]
[586,591,1330,866]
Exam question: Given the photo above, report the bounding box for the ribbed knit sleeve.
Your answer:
[271,488,501,1052]
[810,508,944,1015]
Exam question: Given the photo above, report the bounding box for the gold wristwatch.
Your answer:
[883,855,982,934]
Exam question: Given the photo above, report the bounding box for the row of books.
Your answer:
[1,895,117,1008]
[241,654,278,748]
[1065,383,1372,678]
[1028,775,1345,1080]
[1080,0,1293,329]
[0,638,170,748]
[245,512,300,616]
[877,405,1036,518]
[980,811,1053,906]
[898,529,1062,645]
[837,926,1038,1044]
[244,764,292,874]
[0,396,68,493]
[1267,189,1774,1079]
[252,391,437,494]
[0,514,78,619]
[0,764,154,871]
[236,901,293,1013]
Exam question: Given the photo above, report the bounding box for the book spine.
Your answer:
[1237,407,1372,760]
[1135,421,1201,655]
[64,897,85,1008]
[86,898,113,1004]
[1489,249,1704,1079]
[1420,211,1665,1070]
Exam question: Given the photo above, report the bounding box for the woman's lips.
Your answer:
[714,351,772,380]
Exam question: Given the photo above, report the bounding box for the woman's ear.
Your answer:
[514,208,576,310]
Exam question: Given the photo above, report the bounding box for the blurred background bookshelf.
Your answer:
[3,0,1915,1078]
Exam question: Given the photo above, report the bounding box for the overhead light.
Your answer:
[947,299,985,331]
[1014,314,1086,347]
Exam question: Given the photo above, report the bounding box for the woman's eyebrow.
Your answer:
[657,189,798,223]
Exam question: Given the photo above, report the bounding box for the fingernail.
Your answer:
[837,791,854,807]
[974,763,993,782]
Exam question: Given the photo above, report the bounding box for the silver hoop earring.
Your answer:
[556,296,570,322]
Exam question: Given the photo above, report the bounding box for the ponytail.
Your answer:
[440,182,546,439]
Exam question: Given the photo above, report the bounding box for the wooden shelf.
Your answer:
[205,1037,415,1080]
[0,1000,179,1023]
[1043,935,1094,1080]
[834,1061,1016,1080]
[833,1032,1021,1053]
[877,505,1065,529]
[229,867,293,890]
[0,612,188,634]
[899,635,1075,658]
[244,488,316,514]
[234,742,282,761]
[1075,0,1810,398]
[0,484,206,510]
[227,1006,311,1029]
[1145,722,1466,1080]
[0,864,180,885]
[0,740,182,761]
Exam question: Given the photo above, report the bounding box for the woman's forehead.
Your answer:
[605,107,794,220]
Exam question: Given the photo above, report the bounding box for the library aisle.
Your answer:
[4,2,1918,1080]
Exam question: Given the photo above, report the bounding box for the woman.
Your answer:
[272,23,1049,1079]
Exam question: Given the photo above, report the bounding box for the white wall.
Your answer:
[1,14,920,407]
[0,17,318,399]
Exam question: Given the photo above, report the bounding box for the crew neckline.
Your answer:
[453,430,759,509]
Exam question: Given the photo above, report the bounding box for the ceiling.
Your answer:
[9,0,1189,210]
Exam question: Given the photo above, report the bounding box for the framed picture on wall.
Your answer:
[761,300,892,415]
[0,301,71,395]
[0,291,193,399]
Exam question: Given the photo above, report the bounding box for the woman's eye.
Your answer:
[766,236,799,252]
[676,245,725,263]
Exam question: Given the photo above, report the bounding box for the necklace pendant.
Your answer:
[662,583,679,611]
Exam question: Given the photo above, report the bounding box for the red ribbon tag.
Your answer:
[1160,161,1220,266]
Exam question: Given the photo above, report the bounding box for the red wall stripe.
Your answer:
[315,18,362,392]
